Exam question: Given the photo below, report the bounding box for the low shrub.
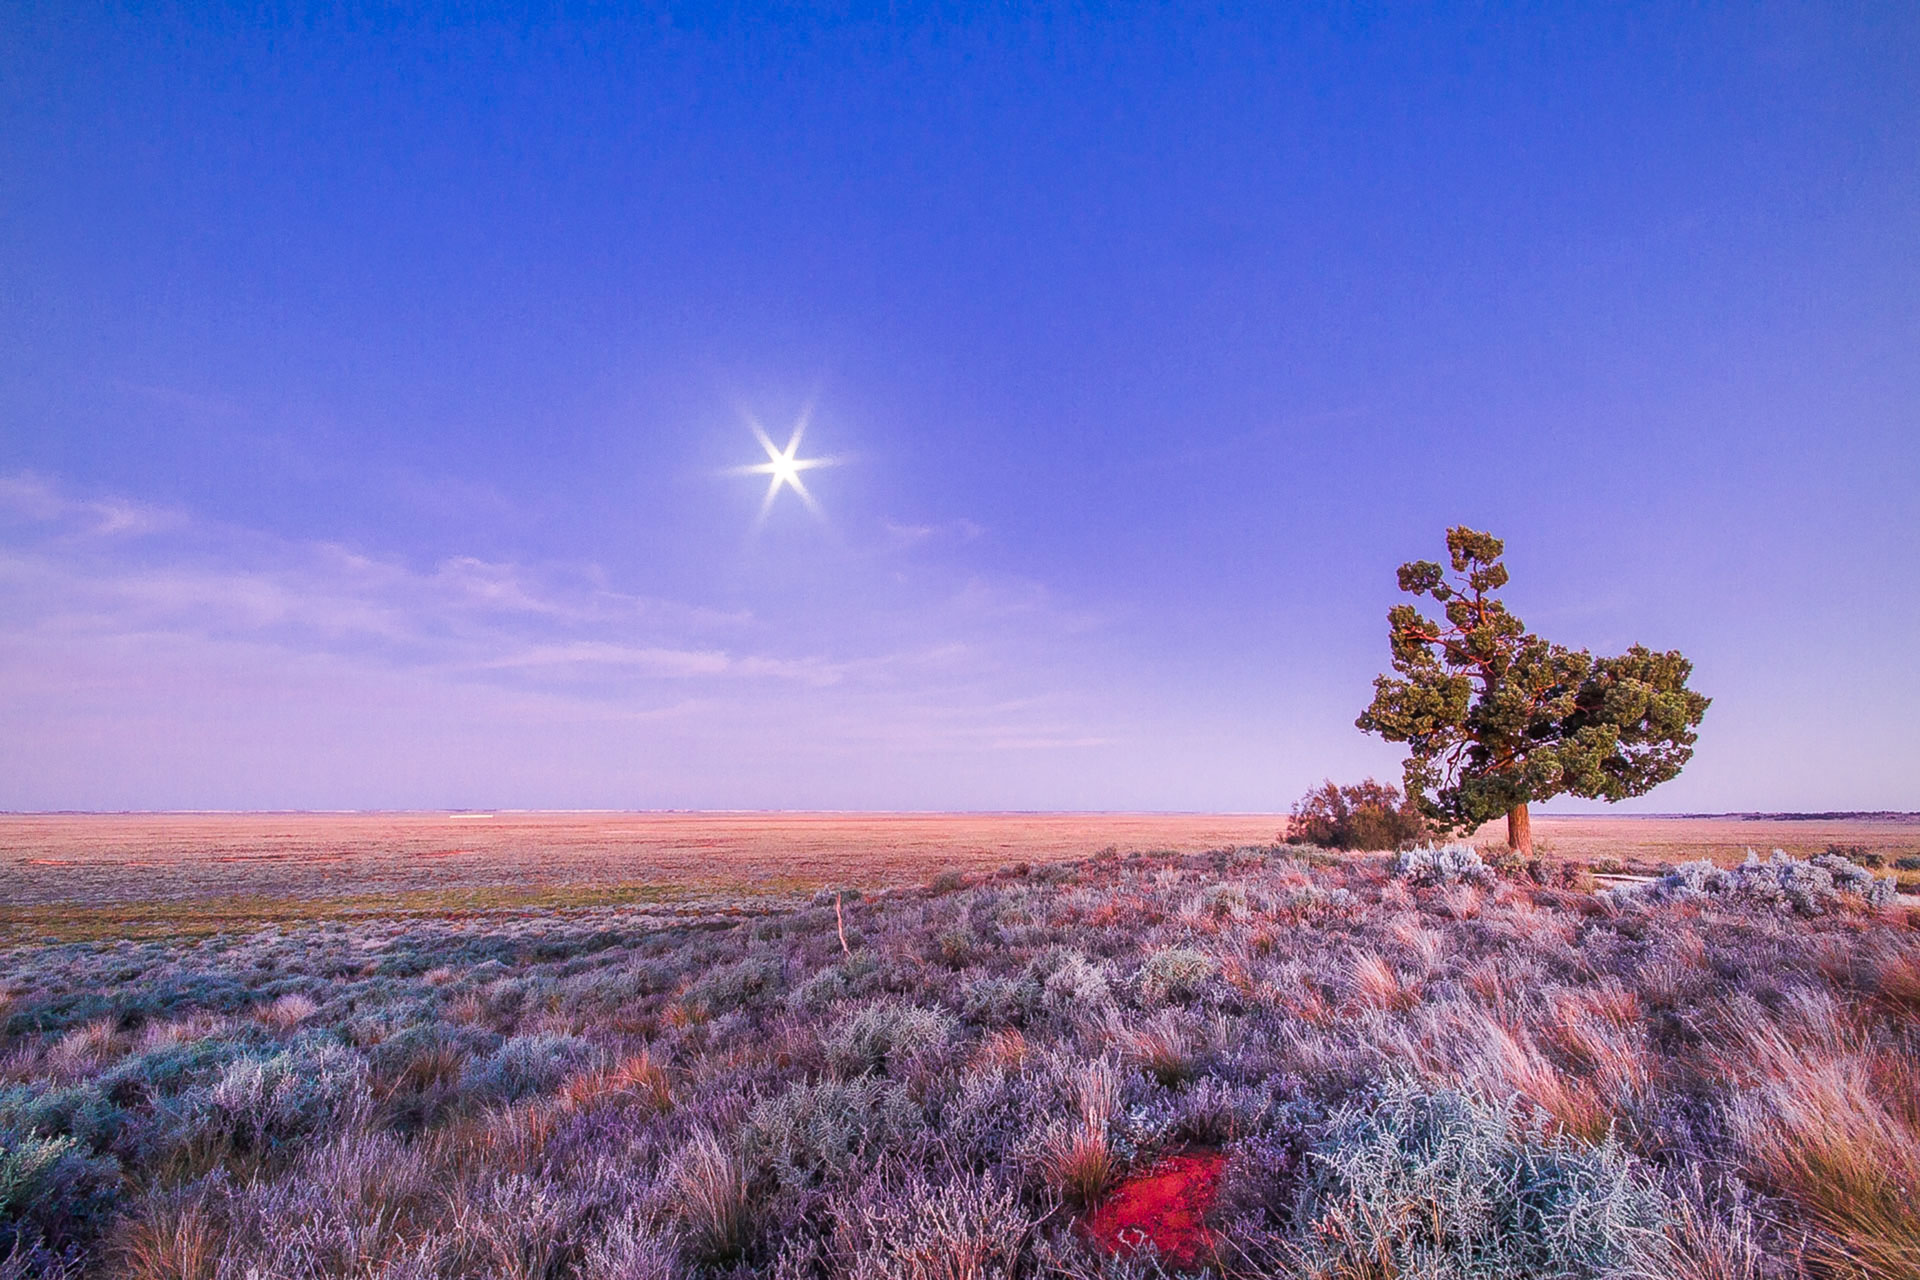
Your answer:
[1390,842,1496,888]
[1288,779,1427,851]
[788,965,851,1013]
[1135,948,1216,1006]
[193,1040,370,1155]
[957,973,1023,1027]
[822,1000,956,1076]
[833,1170,1034,1280]
[1020,947,1112,1018]
[1289,1078,1672,1279]
[459,1033,594,1102]
[1826,843,1883,868]
[0,1129,121,1260]
[1611,851,1897,915]
[684,955,783,1017]
[3,833,1910,1275]
[745,1077,922,1192]
[1271,883,1358,923]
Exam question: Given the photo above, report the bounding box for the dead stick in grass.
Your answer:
[836,893,851,957]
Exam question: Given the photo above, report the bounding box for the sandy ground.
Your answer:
[0,811,1297,906]
[2,810,1915,909]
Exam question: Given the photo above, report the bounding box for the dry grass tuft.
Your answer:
[255,992,318,1030]
[1347,950,1417,1012]
[558,1050,672,1112]
[1109,1013,1195,1087]
[1869,949,1920,1013]
[1041,1059,1119,1206]
[1667,1181,1768,1280]
[113,1200,220,1280]
[47,1018,120,1077]
[1719,1027,1920,1279]
[673,1129,751,1263]
[1482,1023,1612,1144]
[972,1027,1029,1072]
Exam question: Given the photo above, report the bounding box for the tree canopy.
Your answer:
[1356,527,1709,848]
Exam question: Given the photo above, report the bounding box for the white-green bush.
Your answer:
[1135,947,1216,1006]
[458,1033,594,1102]
[822,1000,956,1076]
[1291,1078,1672,1279]
[744,1078,923,1193]
[1390,842,1495,888]
[834,1171,1033,1280]
[1609,850,1897,915]
[198,1041,371,1152]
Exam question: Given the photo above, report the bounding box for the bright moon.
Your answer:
[730,410,838,525]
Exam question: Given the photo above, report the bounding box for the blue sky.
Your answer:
[2,3,1915,811]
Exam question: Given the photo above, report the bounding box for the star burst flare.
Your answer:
[728,409,840,525]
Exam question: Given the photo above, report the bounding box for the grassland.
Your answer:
[5,810,1916,943]
[1,815,1917,1279]
[0,812,1300,906]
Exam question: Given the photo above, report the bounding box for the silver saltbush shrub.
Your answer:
[459,1033,595,1102]
[1019,947,1113,1018]
[1135,947,1216,1006]
[1291,1078,1671,1280]
[822,1000,956,1076]
[198,1041,370,1152]
[1608,849,1896,915]
[744,1077,923,1193]
[1390,842,1496,888]
[834,1170,1034,1280]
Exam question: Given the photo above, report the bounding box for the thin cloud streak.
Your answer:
[0,472,1127,808]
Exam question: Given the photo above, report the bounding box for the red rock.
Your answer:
[1080,1151,1228,1271]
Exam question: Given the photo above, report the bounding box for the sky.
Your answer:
[2,2,1916,813]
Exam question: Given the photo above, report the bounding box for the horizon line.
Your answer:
[3,808,1916,820]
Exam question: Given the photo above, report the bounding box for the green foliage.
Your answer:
[1019,947,1113,1018]
[1357,527,1709,833]
[0,1128,120,1258]
[684,955,783,1017]
[1288,778,1427,850]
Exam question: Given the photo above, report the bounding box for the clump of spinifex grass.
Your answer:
[0,842,1913,1276]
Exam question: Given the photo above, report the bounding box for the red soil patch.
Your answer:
[1081,1151,1227,1271]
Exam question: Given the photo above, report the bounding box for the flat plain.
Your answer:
[3,810,1919,1276]
[3,809,1916,943]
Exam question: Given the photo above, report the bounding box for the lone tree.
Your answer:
[1356,527,1709,854]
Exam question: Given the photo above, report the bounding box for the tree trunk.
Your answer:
[1507,803,1533,856]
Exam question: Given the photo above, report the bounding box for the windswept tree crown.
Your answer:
[1356,527,1710,833]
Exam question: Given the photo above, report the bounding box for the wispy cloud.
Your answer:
[0,472,1126,807]
[0,472,183,539]
[883,517,986,547]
